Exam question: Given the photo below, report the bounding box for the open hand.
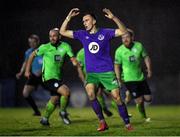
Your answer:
[103,8,114,19]
[67,8,80,19]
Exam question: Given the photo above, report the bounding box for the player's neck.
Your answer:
[126,42,134,49]
[89,26,98,34]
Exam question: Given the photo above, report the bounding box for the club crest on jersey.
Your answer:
[98,34,104,41]
[85,36,89,39]
[88,42,100,54]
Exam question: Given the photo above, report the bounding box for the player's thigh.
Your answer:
[43,79,64,96]
[125,90,132,101]
[57,84,70,97]
[139,80,152,102]
[99,72,119,91]
[23,85,35,97]
[125,82,143,99]
[86,73,99,86]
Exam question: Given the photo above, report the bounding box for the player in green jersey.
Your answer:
[76,48,113,117]
[114,29,152,122]
[25,28,78,126]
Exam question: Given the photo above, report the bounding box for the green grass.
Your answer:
[0,106,180,136]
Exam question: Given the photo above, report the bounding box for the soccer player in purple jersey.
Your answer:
[60,8,133,131]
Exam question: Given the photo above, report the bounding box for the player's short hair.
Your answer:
[82,12,97,20]
[29,34,40,43]
[127,28,134,37]
[50,28,61,37]
[53,28,59,31]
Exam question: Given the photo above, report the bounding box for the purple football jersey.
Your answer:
[73,28,115,73]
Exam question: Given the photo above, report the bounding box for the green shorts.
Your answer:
[86,71,119,92]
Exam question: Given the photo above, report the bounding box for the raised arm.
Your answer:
[59,8,80,38]
[25,51,36,79]
[144,56,152,78]
[103,8,127,37]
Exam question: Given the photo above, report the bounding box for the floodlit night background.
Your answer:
[0,0,180,107]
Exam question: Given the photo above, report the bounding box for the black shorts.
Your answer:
[43,79,63,96]
[26,73,43,88]
[124,80,151,99]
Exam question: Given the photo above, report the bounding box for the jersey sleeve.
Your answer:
[114,48,122,64]
[65,43,74,58]
[35,44,46,56]
[105,28,116,40]
[73,30,84,40]
[24,50,29,61]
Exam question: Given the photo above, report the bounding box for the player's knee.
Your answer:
[22,90,29,98]
[87,91,95,100]
[61,90,70,97]
[58,85,70,97]
[113,95,123,105]
[50,96,59,104]
[144,95,152,103]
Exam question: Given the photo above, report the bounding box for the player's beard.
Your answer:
[51,39,60,46]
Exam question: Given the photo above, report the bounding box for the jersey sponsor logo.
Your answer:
[98,34,104,41]
[88,42,100,54]
[54,82,59,88]
[129,55,136,62]
[54,55,61,62]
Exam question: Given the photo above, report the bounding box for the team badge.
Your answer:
[85,36,89,39]
[98,34,104,41]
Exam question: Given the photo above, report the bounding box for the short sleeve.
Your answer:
[24,51,29,61]
[73,30,84,40]
[114,48,122,64]
[36,44,46,56]
[65,43,74,58]
[104,28,115,39]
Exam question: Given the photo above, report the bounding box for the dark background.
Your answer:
[0,0,180,106]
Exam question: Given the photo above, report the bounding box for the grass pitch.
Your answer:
[0,106,180,136]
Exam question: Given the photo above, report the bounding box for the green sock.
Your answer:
[136,103,147,118]
[97,95,106,110]
[111,100,118,110]
[44,100,56,119]
[60,96,68,112]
